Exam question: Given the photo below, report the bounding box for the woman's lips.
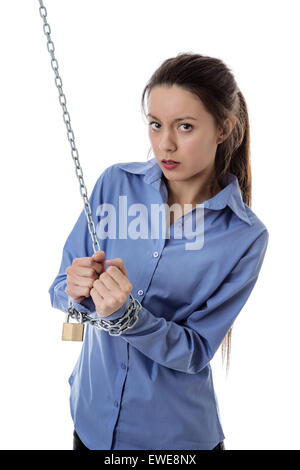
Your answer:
[162,161,181,170]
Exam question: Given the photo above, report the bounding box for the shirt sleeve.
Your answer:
[48,167,113,318]
[117,229,269,374]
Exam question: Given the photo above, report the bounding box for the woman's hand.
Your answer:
[90,258,133,318]
[65,250,106,303]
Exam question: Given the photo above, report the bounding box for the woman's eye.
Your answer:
[180,123,193,131]
[148,121,193,132]
[148,121,160,131]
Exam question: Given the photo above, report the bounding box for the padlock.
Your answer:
[62,313,85,341]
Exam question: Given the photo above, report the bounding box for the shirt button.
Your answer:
[114,400,118,408]
[138,289,143,295]
[153,251,159,258]
[121,363,126,369]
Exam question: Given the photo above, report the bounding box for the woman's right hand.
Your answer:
[65,250,106,303]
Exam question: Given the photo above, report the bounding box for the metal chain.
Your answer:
[38,0,100,254]
[67,296,142,336]
[38,1,136,330]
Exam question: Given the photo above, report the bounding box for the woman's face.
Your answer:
[147,85,224,184]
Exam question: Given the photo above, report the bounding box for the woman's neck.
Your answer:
[164,173,222,208]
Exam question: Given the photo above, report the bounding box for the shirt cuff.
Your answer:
[68,295,93,316]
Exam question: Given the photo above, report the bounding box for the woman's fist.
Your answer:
[65,250,106,303]
[90,258,133,318]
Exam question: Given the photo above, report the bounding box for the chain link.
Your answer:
[38,0,100,254]
[38,1,135,330]
[67,296,142,336]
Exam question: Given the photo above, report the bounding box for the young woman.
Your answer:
[49,53,269,450]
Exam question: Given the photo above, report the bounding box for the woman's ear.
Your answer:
[217,117,237,144]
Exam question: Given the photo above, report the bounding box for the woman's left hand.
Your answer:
[90,257,133,318]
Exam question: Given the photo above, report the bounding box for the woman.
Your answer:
[48,53,269,450]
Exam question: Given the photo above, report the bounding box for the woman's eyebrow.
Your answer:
[147,113,198,122]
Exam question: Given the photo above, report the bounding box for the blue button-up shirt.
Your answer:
[48,157,269,450]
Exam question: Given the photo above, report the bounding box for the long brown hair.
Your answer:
[140,52,252,375]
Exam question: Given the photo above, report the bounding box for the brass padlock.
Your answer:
[62,313,85,341]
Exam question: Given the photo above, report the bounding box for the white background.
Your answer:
[0,0,299,450]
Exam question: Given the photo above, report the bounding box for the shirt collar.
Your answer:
[116,158,252,225]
